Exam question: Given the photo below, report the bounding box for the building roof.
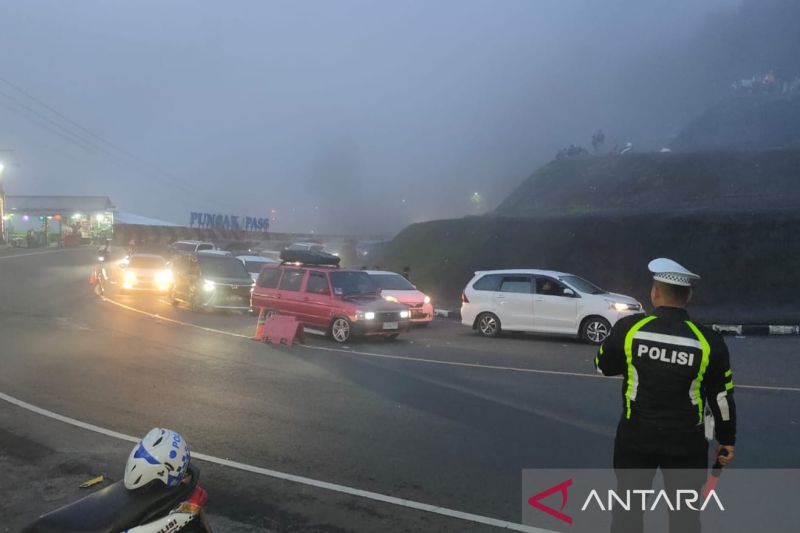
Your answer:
[115,211,180,227]
[6,195,115,213]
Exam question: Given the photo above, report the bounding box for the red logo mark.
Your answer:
[528,479,573,525]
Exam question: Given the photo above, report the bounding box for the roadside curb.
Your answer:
[434,309,799,336]
[711,324,800,336]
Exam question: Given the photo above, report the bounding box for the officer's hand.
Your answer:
[716,444,735,467]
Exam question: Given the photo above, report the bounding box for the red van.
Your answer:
[251,262,411,343]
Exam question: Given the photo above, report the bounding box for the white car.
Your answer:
[237,255,279,282]
[169,240,215,254]
[119,254,172,292]
[460,269,643,344]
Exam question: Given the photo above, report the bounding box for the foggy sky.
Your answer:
[0,0,740,234]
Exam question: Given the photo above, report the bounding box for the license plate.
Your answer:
[383,322,399,330]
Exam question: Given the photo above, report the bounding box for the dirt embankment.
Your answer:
[377,211,800,324]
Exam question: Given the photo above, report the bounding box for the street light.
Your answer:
[0,161,5,176]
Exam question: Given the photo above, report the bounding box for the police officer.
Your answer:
[596,258,736,533]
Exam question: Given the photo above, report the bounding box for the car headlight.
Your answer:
[608,300,638,311]
[383,295,399,303]
[202,280,216,292]
[356,311,376,321]
[155,270,172,284]
[124,271,137,283]
[399,310,410,319]
[423,295,431,305]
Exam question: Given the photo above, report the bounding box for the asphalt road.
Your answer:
[1,247,799,532]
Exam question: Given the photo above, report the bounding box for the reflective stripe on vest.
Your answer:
[623,315,658,418]
[686,320,711,424]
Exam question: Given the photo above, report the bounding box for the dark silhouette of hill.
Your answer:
[671,96,800,152]
[494,151,800,217]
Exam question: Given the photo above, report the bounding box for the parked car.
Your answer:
[169,252,254,311]
[460,269,643,344]
[256,250,282,262]
[251,256,411,343]
[237,255,279,282]
[118,254,172,292]
[194,249,233,257]
[169,240,215,254]
[286,242,325,253]
[367,271,433,325]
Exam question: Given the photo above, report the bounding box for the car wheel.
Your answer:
[476,312,501,337]
[329,317,352,343]
[581,316,611,345]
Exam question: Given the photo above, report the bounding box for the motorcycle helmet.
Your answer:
[124,428,190,489]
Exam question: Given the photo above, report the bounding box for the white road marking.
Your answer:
[0,247,82,260]
[102,296,250,339]
[0,390,555,533]
[101,296,800,393]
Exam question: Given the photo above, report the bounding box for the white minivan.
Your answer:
[460,269,643,344]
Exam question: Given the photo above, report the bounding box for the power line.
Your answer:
[0,76,241,211]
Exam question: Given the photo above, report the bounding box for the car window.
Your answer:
[499,276,532,294]
[306,272,330,294]
[174,242,194,252]
[197,243,213,251]
[330,271,377,296]
[559,275,605,295]
[278,269,305,291]
[257,268,281,289]
[198,257,249,278]
[536,277,569,297]
[472,274,502,291]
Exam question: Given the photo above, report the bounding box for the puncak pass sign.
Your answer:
[189,212,269,232]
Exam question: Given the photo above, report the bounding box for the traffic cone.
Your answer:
[251,309,267,341]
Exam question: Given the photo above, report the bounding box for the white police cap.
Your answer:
[648,258,700,287]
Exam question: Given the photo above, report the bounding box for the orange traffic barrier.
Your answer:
[263,315,305,347]
[251,309,267,340]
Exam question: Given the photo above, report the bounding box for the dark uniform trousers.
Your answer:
[612,421,708,533]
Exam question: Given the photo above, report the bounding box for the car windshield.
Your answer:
[560,275,606,295]
[128,256,165,269]
[370,273,415,290]
[244,260,267,274]
[198,257,250,279]
[330,271,377,296]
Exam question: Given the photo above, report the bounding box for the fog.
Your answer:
[0,0,746,234]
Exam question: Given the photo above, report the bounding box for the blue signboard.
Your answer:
[189,212,269,232]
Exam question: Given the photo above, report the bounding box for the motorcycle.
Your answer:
[22,435,213,532]
[91,250,110,296]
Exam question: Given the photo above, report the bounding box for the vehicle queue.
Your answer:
[99,239,643,345]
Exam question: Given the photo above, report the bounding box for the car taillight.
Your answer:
[461,292,469,303]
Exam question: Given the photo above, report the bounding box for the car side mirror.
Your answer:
[563,288,575,297]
